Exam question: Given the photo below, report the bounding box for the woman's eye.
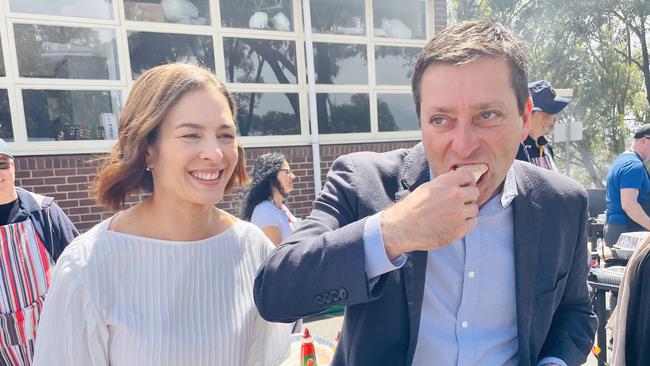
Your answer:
[182,134,200,139]
[219,134,235,141]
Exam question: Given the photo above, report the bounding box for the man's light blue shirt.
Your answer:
[362,167,566,366]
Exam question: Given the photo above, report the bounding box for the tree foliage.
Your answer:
[451,0,650,187]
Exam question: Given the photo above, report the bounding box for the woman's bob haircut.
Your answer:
[91,63,249,210]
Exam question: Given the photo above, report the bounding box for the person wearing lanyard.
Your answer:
[0,138,78,365]
[242,152,300,245]
[604,124,650,250]
[515,80,571,171]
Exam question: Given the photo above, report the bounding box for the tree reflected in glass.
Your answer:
[0,91,13,141]
[313,43,367,84]
[375,46,420,85]
[128,31,215,78]
[317,93,370,134]
[378,94,418,132]
[236,93,300,136]
[224,38,296,84]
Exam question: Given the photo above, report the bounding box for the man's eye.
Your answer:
[481,111,495,119]
[431,116,446,125]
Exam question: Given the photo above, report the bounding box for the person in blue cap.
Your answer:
[516,80,571,171]
[0,138,78,365]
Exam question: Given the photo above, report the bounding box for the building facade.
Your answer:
[2,0,446,230]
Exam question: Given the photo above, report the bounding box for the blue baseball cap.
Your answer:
[0,138,13,159]
[528,80,571,115]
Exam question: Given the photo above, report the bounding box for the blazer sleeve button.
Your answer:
[339,288,348,300]
[330,290,340,302]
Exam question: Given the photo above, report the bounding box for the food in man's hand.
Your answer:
[454,164,488,183]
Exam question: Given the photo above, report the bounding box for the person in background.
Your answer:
[254,19,596,366]
[242,152,300,245]
[604,124,650,249]
[0,138,78,366]
[33,63,290,366]
[516,80,571,171]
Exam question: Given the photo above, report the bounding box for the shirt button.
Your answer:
[461,321,469,328]
[468,271,476,279]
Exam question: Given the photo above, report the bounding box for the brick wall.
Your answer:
[14,141,418,232]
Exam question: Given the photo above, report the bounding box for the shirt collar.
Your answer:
[428,165,518,209]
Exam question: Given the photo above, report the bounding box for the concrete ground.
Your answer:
[304,313,600,365]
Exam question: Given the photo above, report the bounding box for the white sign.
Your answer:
[553,121,583,142]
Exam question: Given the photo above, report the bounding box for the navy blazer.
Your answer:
[254,143,597,366]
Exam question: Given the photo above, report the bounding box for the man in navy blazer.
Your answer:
[254,19,596,366]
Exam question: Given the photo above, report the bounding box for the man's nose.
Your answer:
[450,122,480,158]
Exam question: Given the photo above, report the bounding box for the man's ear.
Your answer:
[520,98,533,142]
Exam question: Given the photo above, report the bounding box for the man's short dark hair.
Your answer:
[411,19,529,120]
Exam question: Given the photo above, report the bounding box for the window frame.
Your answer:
[0,0,437,155]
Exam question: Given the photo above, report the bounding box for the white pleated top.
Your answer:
[33,217,291,366]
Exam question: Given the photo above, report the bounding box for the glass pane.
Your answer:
[0,36,5,77]
[14,24,119,80]
[373,0,426,39]
[375,46,420,85]
[124,0,210,25]
[224,38,297,84]
[23,90,122,141]
[0,91,14,141]
[128,32,215,79]
[9,0,113,19]
[378,94,418,132]
[236,93,300,136]
[316,93,369,134]
[310,0,365,35]
[313,43,367,84]
[220,0,293,31]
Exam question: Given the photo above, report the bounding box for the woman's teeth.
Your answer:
[190,171,221,181]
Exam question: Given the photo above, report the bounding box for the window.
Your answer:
[375,46,420,85]
[236,93,300,136]
[317,93,370,134]
[128,31,215,78]
[310,0,365,35]
[224,38,297,84]
[23,90,121,141]
[220,0,294,31]
[9,0,114,20]
[373,0,426,39]
[14,24,120,80]
[377,94,418,131]
[0,91,13,141]
[124,0,211,25]
[313,43,367,84]
[1,0,435,154]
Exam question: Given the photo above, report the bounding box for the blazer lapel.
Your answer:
[394,143,430,364]
[512,162,542,366]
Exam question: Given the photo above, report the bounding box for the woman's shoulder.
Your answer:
[230,219,276,258]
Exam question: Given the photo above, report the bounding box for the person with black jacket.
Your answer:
[0,138,78,365]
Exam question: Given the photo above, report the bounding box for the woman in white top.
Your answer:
[242,153,300,245]
[33,64,290,366]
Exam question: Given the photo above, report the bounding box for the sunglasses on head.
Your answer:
[0,161,11,170]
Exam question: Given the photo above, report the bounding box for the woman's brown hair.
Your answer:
[91,63,249,210]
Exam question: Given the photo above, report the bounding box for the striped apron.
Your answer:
[0,219,52,366]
